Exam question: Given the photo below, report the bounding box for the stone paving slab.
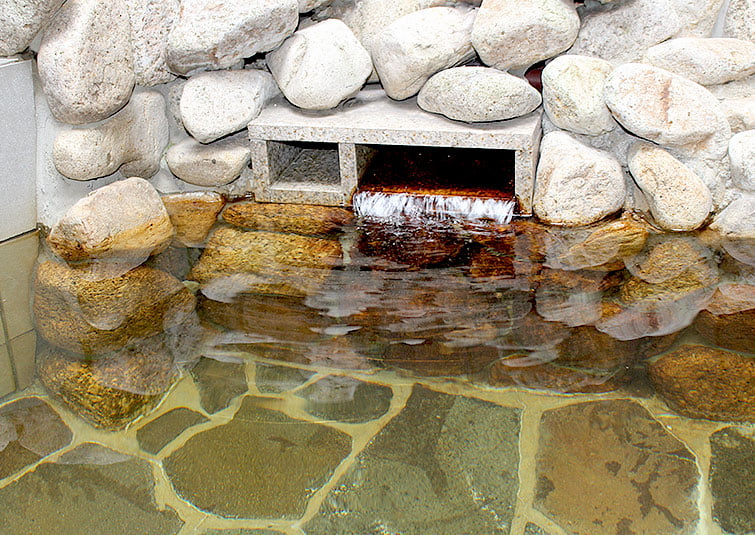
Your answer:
[247,87,541,212]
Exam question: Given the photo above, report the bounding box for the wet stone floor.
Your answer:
[0,203,754,535]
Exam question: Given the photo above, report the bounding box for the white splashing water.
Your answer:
[353,191,517,224]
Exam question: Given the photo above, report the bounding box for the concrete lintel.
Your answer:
[248,86,542,209]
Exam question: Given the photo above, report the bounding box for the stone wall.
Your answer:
[0,0,753,235]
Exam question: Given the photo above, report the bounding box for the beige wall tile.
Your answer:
[0,343,14,399]
[10,331,36,391]
[0,231,39,339]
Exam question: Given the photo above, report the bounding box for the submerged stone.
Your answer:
[137,408,209,455]
[190,357,248,415]
[34,261,196,355]
[38,339,179,429]
[649,345,755,422]
[709,427,755,534]
[305,385,520,534]
[0,444,183,534]
[189,227,343,299]
[694,284,755,353]
[255,362,316,394]
[297,376,392,423]
[490,355,631,393]
[0,397,72,480]
[223,201,353,236]
[535,400,699,534]
[163,397,351,519]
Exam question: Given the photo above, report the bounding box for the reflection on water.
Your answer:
[1,204,754,534]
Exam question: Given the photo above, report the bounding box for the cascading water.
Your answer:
[352,191,517,224]
[352,145,518,224]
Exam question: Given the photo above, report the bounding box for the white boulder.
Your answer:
[644,38,755,86]
[166,133,251,187]
[268,19,372,110]
[37,0,135,124]
[729,131,755,191]
[605,64,732,160]
[541,55,615,136]
[179,69,280,143]
[709,195,755,239]
[568,0,682,64]
[471,0,579,71]
[723,0,754,42]
[627,142,712,231]
[533,131,626,226]
[125,0,179,86]
[53,91,169,181]
[371,7,477,100]
[0,0,65,56]
[165,0,298,75]
[417,67,541,122]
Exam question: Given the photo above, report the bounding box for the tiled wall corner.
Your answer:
[0,57,36,242]
[0,231,39,399]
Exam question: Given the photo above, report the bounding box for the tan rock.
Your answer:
[189,227,343,298]
[694,284,755,353]
[544,213,649,271]
[620,237,719,304]
[161,192,225,247]
[34,261,196,355]
[649,345,755,421]
[38,339,178,429]
[222,201,353,235]
[47,178,174,263]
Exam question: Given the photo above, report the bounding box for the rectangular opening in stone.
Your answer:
[358,145,515,198]
[354,145,517,223]
[268,141,340,189]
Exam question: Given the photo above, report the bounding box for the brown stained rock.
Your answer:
[621,236,719,304]
[544,213,650,271]
[693,284,755,353]
[198,293,329,363]
[163,397,352,519]
[490,355,630,393]
[378,334,500,377]
[356,220,469,269]
[619,237,720,303]
[222,201,353,236]
[34,261,196,355]
[535,400,699,534]
[554,325,677,370]
[38,339,178,429]
[188,227,342,298]
[47,177,174,262]
[161,191,225,247]
[0,398,73,479]
[649,345,755,422]
[694,308,755,354]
